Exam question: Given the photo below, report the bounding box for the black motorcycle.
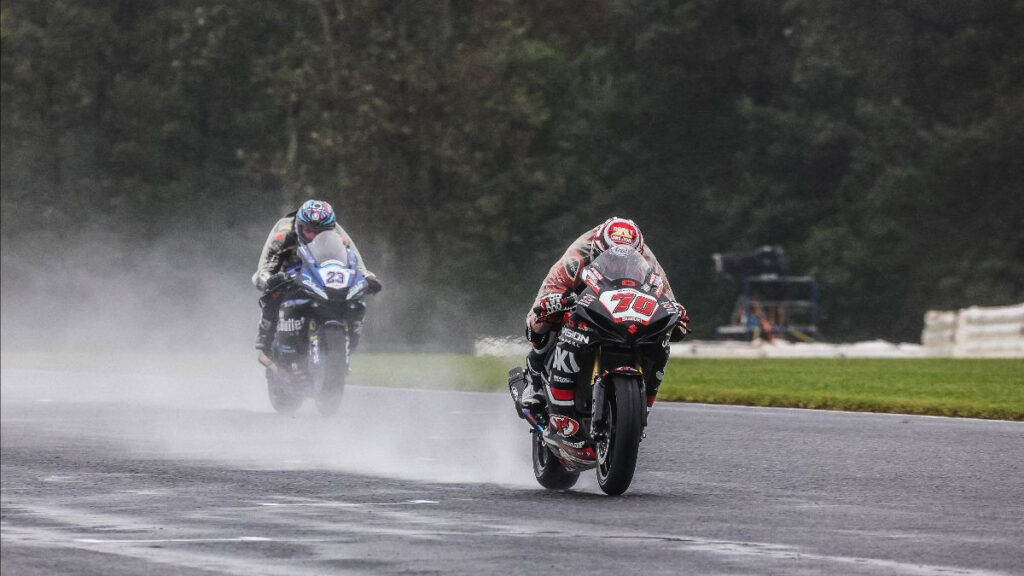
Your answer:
[509,245,683,495]
[258,232,375,415]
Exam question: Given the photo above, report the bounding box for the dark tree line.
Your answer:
[2,0,1022,347]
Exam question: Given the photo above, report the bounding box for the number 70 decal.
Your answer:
[599,289,659,323]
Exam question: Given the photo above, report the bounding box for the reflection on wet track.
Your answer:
[2,369,1022,575]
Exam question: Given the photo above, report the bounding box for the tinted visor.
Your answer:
[297,222,331,243]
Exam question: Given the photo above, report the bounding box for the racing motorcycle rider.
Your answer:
[252,199,381,353]
[522,217,689,458]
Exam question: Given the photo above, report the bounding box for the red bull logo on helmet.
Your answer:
[608,224,637,245]
[600,218,642,251]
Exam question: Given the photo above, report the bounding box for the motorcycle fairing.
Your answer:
[296,233,366,301]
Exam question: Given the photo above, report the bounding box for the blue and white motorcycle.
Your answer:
[259,232,376,415]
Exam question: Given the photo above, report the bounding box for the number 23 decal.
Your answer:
[320,267,351,287]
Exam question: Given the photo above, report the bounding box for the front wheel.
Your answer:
[532,430,579,490]
[596,375,644,495]
[313,325,348,416]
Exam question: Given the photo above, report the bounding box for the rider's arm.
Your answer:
[643,246,676,301]
[526,226,600,333]
[252,217,293,290]
[334,224,377,279]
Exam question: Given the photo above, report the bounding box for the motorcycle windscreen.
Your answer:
[589,246,652,283]
[300,230,362,297]
[303,230,351,264]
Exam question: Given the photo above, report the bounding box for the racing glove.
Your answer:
[532,292,575,325]
[665,301,691,342]
[265,271,290,291]
[526,325,548,346]
[366,277,382,294]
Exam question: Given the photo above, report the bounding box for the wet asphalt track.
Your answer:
[2,368,1023,575]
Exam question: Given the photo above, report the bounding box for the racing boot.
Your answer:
[519,367,546,411]
[520,327,554,412]
[509,366,545,419]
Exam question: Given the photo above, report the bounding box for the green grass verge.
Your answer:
[349,354,521,391]
[0,351,521,392]
[3,352,1021,420]
[658,358,1024,420]
[352,356,1023,420]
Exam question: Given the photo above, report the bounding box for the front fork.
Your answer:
[277,308,351,387]
[590,353,647,442]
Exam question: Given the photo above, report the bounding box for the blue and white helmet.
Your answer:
[296,199,336,242]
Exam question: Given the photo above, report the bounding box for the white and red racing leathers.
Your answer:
[525,223,681,414]
[526,223,676,334]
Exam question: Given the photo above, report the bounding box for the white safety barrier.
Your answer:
[921,310,958,357]
[475,303,1024,359]
[668,339,926,359]
[950,303,1024,358]
[474,336,530,358]
[474,337,926,359]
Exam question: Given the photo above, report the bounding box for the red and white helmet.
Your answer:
[594,217,644,254]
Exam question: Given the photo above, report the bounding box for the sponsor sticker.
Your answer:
[563,257,581,280]
[560,327,590,345]
[302,278,328,299]
[607,222,637,246]
[567,446,596,460]
[553,349,580,373]
[549,415,580,437]
[581,268,603,294]
[279,318,304,332]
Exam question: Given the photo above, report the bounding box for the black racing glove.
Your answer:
[265,271,289,291]
[670,322,690,342]
[666,301,691,342]
[526,325,551,347]
[366,277,382,294]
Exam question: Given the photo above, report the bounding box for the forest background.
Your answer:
[2,0,1022,351]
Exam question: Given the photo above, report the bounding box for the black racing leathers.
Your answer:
[252,213,376,350]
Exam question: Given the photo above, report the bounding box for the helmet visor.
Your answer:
[297,222,330,243]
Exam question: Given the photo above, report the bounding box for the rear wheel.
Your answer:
[266,366,302,414]
[532,430,580,490]
[313,325,348,416]
[596,375,644,495]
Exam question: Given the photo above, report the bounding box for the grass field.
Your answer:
[357,356,1024,420]
[657,358,1024,421]
[3,352,1021,420]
